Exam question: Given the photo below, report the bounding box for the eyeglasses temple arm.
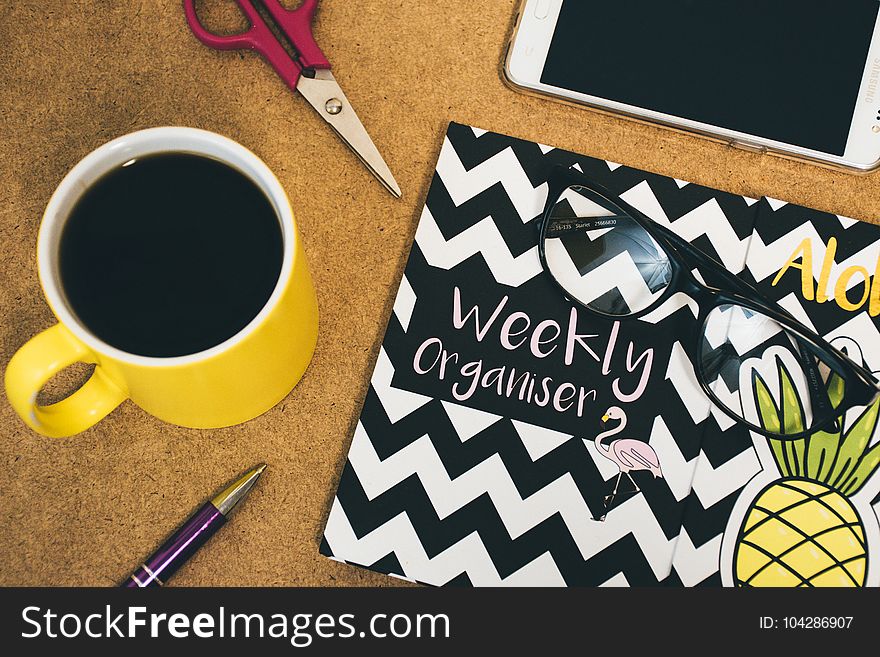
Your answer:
[791,338,835,428]
[542,213,632,237]
[649,221,764,296]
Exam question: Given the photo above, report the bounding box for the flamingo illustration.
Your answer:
[593,406,663,520]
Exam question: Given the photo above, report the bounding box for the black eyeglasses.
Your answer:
[538,166,880,439]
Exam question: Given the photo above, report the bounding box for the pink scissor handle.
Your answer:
[183,0,329,93]
[262,0,330,70]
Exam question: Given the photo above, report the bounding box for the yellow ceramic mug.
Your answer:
[5,127,318,437]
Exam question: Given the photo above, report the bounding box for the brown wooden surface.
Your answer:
[1,1,878,586]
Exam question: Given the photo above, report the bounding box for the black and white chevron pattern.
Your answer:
[321,123,880,586]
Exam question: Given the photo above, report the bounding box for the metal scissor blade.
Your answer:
[296,71,401,198]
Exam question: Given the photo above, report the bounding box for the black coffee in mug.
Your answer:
[59,153,283,358]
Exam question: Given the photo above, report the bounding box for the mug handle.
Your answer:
[5,324,127,437]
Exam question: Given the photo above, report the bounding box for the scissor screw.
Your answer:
[325,98,343,115]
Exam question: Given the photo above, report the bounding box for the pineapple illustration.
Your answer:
[733,360,880,587]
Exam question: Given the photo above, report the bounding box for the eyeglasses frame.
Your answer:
[536,166,880,440]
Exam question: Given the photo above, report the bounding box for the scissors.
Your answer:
[184,0,401,198]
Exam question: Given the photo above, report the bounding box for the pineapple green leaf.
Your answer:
[753,370,780,433]
[830,398,880,491]
[747,354,880,494]
[777,359,806,477]
[841,440,880,496]
[805,427,843,483]
[753,369,787,475]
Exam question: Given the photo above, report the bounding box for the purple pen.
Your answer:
[121,464,266,587]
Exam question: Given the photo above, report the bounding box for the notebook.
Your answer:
[321,123,880,586]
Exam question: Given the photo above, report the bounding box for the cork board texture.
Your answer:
[1,1,878,586]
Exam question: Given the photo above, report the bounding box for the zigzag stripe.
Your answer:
[825,312,880,373]
[414,205,542,286]
[638,291,699,324]
[324,498,567,586]
[677,487,743,550]
[670,529,725,587]
[702,304,800,356]
[424,165,544,255]
[619,182,752,274]
[600,572,630,587]
[360,393,601,500]
[360,389,689,549]
[331,452,671,585]
[545,240,666,310]
[330,374,736,583]
[511,420,571,461]
[436,136,549,224]
[748,202,813,241]
[837,215,859,229]
[690,444,760,509]
[328,442,714,587]
[653,368,755,471]
[644,416,760,507]
[392,274,417,332]
[371,347,431,424]
[446,122,558,180]
[774,292,818,332]
[664,341,736,431]
[566,159,759,248]
[345,420,687,580]
[747,201,880,254]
